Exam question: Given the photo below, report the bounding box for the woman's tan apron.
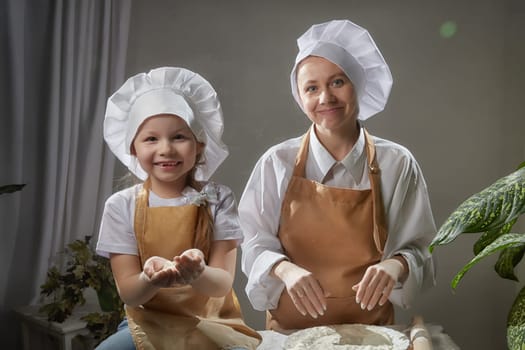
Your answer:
[267,127,394,332]
[125,182,261,350]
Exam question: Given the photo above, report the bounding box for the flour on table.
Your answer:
[284,324,409,350]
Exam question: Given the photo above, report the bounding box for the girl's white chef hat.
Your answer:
[103,67,228,181]
[290,19,393,121]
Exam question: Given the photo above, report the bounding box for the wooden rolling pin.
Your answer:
[409,315,433,350]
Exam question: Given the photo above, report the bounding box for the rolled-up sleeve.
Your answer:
[239,152,291,311]
[381,148,437,308]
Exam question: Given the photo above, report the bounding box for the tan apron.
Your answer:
[125,181,261,350]
[267,127,394,332]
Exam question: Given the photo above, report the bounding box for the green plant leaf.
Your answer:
[39,302,70,323]
[82,310,124,346]
[430,167,525,251]
[39,234,123,343]
[40,267,63,295]
[495,246,525,281]
[473,219,516,255]
[96,283,119,312]
[507,285,525,350]
[0,184,26,195]
[451,233,525,289]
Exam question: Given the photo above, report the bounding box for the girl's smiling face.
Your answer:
[132,114,203,197]
[296,56,359,135]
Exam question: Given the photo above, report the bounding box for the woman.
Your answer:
[239,19,436,333]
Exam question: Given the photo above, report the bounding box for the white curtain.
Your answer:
[0,0,131,346]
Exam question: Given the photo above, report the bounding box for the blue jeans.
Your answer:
[94,318,251,350]
[95,319,135,350]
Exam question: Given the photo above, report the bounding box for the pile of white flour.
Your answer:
[284,324,410,350]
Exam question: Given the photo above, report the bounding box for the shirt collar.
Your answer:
[308,125,367,181]
[309,127,336,178]
[148,185,197,205]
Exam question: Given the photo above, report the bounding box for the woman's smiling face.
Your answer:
[296,56,359,135]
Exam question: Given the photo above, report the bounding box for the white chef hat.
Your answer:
[290,19,393,121]
[103,67,228,181]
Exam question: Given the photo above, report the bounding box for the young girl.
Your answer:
[95,67,261,350]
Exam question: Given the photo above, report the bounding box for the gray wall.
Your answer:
[124,1,525,349]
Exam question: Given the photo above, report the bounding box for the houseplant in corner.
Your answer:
[39,235,124,346]
[429,162,525,350]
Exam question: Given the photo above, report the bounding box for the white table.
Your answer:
[16,305,460,350]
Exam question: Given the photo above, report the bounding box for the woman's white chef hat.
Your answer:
[290,19,393,121]
[103,67,228,181]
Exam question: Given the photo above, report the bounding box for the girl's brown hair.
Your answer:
[187,154,214,262]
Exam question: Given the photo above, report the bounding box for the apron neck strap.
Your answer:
[292,126,387,253]
[293,126,379,178]
[292,126,312,177]
[363,129,379,175]
[134,178,151,265]
[362,129,387,254]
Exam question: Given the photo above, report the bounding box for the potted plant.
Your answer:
[429,162,525,350]
[39,235,124,346]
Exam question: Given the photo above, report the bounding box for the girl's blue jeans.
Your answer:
[94,319,134,350]
[94,318,252,350]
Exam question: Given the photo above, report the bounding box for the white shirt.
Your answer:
[239,127,437,311]
[96,182,243,258]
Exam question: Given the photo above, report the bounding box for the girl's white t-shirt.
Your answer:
[96,182,243,258]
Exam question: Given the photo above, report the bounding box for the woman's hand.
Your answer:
[272,260,327,319]
[172,248,206,285]
[352,256,408,311]
[141,256,182,288]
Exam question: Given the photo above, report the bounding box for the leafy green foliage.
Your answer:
[450,233,525,289]
[507,286,525,350]
[473,220,516,255]
[496,246,525,281]
[429,162,525,350]
[0,184,25,195]
[39,236,124,344]
[430,167,525,250]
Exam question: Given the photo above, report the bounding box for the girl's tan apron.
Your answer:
[125,181,261,350]
[267,127,394,332]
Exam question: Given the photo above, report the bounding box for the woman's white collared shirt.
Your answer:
[239,127,436,311]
